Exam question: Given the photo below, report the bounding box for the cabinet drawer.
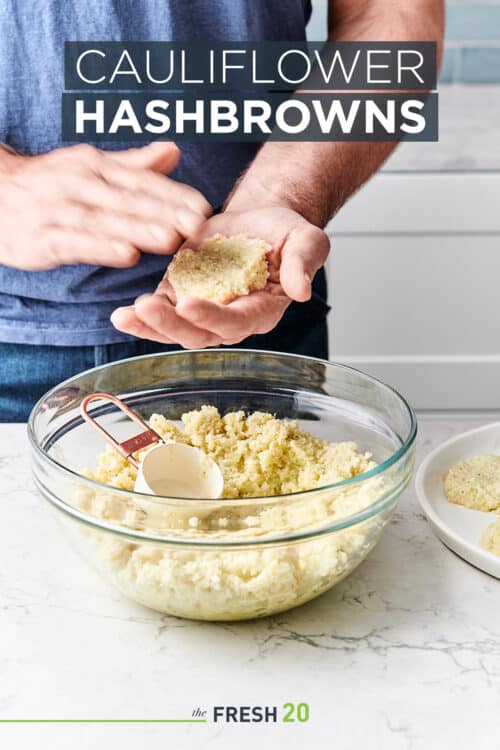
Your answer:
[325,172,500,410]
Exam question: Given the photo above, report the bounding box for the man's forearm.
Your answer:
[227,0,444,227]
[226,141,395,227]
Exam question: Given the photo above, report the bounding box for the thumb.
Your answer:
[279,225,330,302]
[108,141,180,174]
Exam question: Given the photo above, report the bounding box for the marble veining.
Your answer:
[1,417,499,750]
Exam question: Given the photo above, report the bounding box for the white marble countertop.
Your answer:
[1,415,499,750]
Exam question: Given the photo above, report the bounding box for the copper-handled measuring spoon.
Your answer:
[80,393,224,499]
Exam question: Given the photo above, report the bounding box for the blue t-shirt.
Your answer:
[0,0,310,345]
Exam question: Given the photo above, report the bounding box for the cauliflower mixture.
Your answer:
[168,234,270,304]
[481,518,500,556]
[444,453,500,557]
[74,407,387,620]
[444,455,500,513]
[87,406,375,498]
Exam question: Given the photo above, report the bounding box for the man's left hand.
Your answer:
[111,206,330,348]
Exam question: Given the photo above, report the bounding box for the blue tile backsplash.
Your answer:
[307,1,500,83]
[446,5,500,41]
[438,47,461,83]
[461,46,500,82]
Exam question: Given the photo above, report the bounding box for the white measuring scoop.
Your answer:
[134,442,223,498]
[80,392,224,499]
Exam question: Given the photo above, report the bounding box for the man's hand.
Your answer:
[111,0,443,350]
[110,206,330,348]
[0,142,211,271]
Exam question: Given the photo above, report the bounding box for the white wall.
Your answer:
[326,171,500,410]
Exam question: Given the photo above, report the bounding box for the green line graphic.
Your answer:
[0,719,207,724]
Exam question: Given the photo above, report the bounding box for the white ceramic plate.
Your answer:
[415,422,500,578]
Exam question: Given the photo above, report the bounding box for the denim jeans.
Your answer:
[0,271,330,422]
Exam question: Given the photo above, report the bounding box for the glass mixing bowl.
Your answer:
[29,349,416,621]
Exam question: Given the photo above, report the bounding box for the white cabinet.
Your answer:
[326,172,500,409]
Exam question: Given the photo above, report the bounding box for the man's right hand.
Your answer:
[0,142,211,270]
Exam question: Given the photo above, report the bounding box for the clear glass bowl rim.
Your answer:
[28,348,417,546]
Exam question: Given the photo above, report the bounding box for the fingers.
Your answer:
[98,157,211,216]
[279,226,330,302]
[176,290,290,343]
[135,295,222,348]
[40,228,139,269]
[111,306,177,344]
[55,200,182,254]
[108,141,181,174]
[111,295,222,349]
[97,158,212,237]
[58,176,207,246]
[2,142,213,272]
[48,144,212,256]
[58,143,211,239]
